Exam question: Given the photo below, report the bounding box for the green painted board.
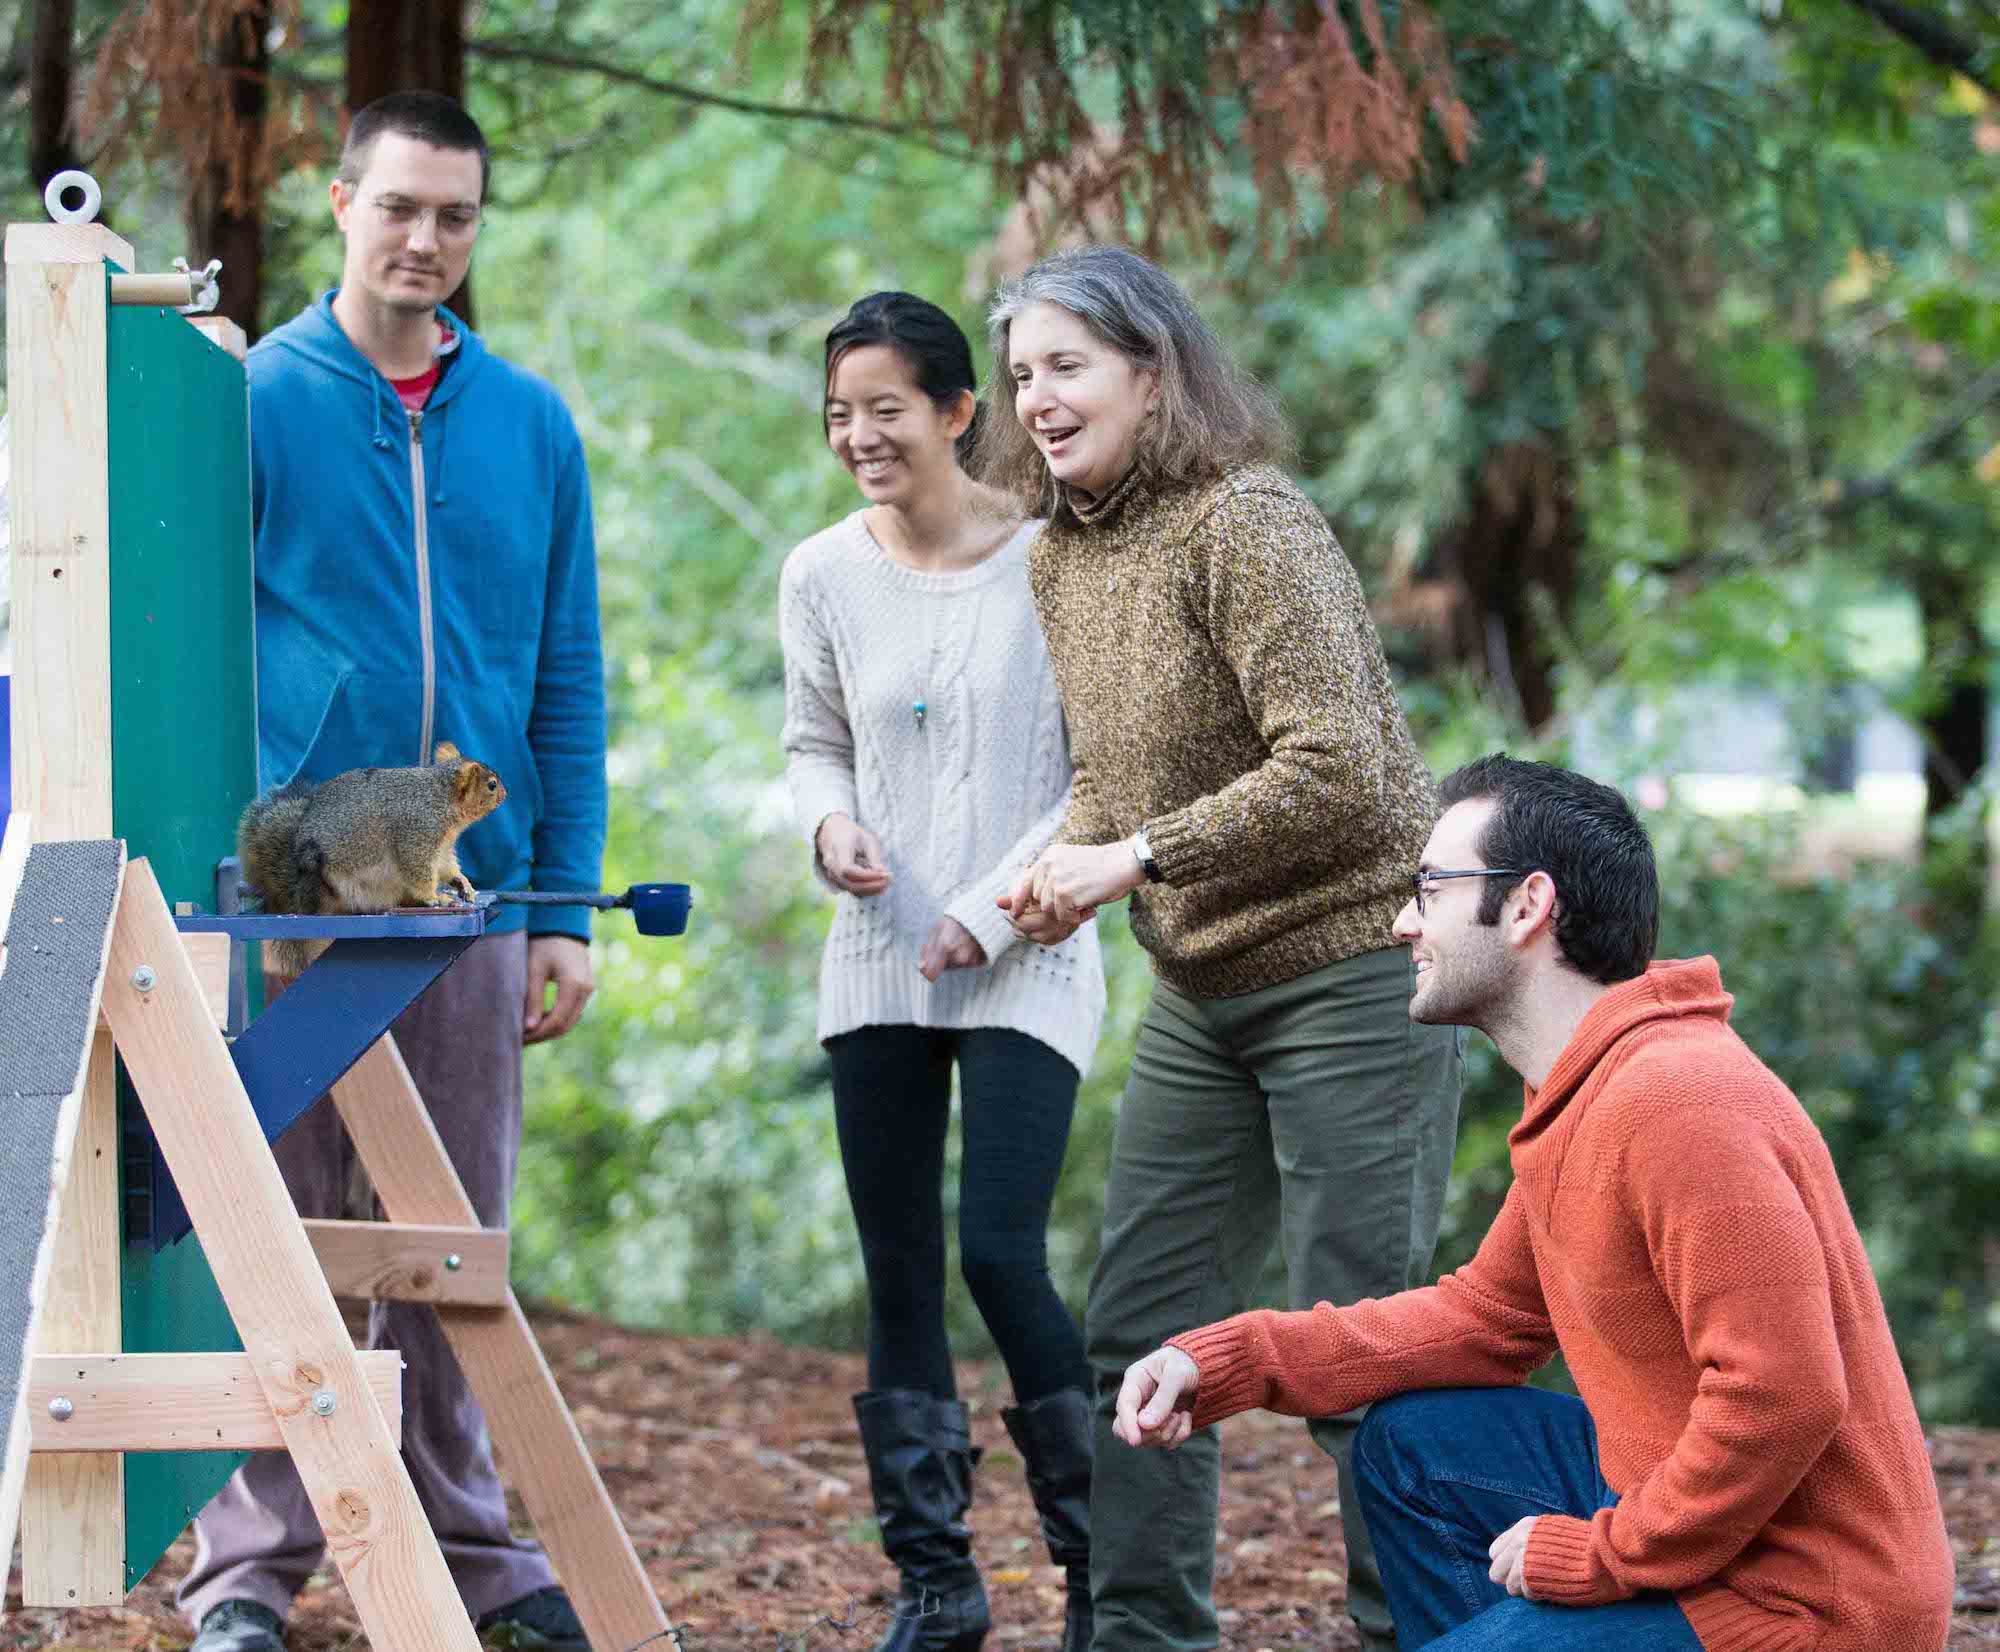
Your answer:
[106,290,261,1589]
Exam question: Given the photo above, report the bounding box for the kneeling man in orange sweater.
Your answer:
[1115,755,1952,1652]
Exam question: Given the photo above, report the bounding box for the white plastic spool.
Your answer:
[43,170,103,226]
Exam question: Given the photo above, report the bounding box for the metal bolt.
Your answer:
[131,965,156,993]
[48,1397,72,1423]
[444,1253,463,1272]
[311,1389,337,1418]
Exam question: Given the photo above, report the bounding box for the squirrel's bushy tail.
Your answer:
[237,780,324,916]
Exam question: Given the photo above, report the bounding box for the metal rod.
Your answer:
[488,890,624,908]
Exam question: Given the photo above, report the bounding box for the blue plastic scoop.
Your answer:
[489,883,692,937]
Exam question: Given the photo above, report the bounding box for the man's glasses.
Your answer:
[363,195,482,240]
[1410,868,1526,916]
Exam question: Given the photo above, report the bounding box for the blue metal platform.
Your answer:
[132,886,687,1251]
[137,897,503,1249]
[172,893,497,939]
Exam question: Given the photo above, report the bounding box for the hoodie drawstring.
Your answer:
[430,400,448,505]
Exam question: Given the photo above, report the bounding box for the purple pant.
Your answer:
[178,930,555,1626]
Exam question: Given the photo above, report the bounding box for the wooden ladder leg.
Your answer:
[10,220,132,1610]
[331,1034,673,1652]
[20,1028,125,1604]
[100,861,479,1652]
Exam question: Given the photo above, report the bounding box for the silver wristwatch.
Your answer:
[1130,826,1164,884]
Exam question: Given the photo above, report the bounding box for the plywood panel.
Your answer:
[106,256,263,1590]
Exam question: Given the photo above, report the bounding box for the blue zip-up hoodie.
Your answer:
[247,293,606,939]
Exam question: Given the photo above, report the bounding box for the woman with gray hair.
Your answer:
[985,244,1462,1652]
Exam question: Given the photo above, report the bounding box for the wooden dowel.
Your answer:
[108,273,201,307]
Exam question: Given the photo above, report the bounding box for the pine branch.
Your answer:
[1823,356,2000,515]
[1843,0,2000,96]
[1651,360,2000,584]
[465,36,976,162]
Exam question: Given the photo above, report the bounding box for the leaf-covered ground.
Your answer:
[8,1306,1999,1650]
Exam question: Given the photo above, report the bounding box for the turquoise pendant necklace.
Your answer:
[915,594,936,731]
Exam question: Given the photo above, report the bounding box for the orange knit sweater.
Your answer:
[1170,958,1952,1652]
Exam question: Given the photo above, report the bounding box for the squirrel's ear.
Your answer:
[433,741,461,764]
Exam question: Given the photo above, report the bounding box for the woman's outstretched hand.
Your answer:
[817,813,894,896]
[1001,840,1147,944]
[999,868,1093,945]
[918,916,987,980]
[1036,841,1147,920]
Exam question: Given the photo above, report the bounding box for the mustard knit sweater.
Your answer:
[1030,462,1436,998]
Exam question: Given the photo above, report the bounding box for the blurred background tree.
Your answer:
[3,0,1995,1419]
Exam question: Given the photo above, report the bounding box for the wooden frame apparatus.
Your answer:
[1,220,671,1652]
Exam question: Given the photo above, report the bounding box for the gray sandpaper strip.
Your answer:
[0,839,125,1601]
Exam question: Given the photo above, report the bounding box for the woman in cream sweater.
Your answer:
[779,291,1104,1652]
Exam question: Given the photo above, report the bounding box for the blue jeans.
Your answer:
[1352,1388,1705,1652]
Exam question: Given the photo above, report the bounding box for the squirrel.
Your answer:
[238,741,507,971]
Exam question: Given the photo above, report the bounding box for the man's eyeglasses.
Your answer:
[363,195,482,240]
[1410,868,1526,916]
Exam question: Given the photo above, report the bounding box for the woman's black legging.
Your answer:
[827,1023,1088,1403]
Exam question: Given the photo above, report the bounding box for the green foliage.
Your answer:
[8,0,1999,1424]
[271,0,2000,1437]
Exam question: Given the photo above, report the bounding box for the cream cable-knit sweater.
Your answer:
[780,512,1105,1076]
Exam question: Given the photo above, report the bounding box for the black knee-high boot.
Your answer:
[1001,1389,1092,1652]
[854,1390,991,1652]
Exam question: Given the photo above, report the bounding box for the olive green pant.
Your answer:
[1083,946,1462,1652]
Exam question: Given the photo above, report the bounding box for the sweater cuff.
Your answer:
[1141,809,1217,886]
[1166,1316,1269,1431]
[526,910,593,943]
[792,768,858,857]
[1523,1514,1618,1607]
[944,886,1021,967]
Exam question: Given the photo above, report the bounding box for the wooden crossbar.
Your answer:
[30,1352,403,1452]
[305,1220,509,1307]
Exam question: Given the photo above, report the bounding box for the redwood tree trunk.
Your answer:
[346,0,473,324]
[186,2,270,339]
[1915,561,1991,830]
[1432,441,1581,730]
[28,0,81,190]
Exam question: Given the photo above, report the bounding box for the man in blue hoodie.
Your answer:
[180,92,605,1652]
